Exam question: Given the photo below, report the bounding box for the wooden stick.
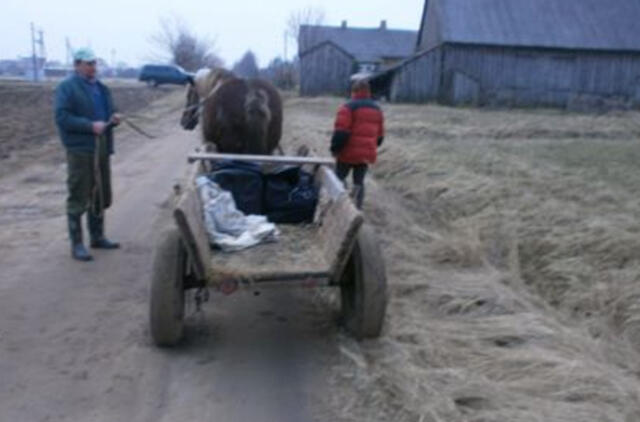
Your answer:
[187,152,335,167]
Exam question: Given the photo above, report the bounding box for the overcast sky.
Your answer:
[2,0,424,68]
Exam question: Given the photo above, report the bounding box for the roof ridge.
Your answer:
[300,24,417,33]
[418,0,640,52]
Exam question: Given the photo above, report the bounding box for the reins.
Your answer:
[181,77,228,129]
[91,132,107,218]
[89,116,155,218]
[182,82,221,114]
[120,117,156,139]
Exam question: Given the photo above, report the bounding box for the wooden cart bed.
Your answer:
[173,158,363,288]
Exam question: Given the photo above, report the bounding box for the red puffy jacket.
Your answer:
[330,92,385,164]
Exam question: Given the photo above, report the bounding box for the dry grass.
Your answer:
[284,97,640,421]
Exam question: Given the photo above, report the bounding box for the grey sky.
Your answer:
[2,0,424,68]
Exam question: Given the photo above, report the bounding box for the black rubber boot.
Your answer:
[88,213,120,249]
[68,214,93,261]
[351,184,365,210]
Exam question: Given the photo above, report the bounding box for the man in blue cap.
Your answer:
[54,47,121,261]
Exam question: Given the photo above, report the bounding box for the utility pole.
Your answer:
[30,22,38,82]
[38,29,46,61]
[66,37,73,67]
[283,30,288,62]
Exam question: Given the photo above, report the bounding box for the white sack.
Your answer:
[195,176,279,252]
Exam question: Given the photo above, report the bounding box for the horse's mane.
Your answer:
[194,68,236,98]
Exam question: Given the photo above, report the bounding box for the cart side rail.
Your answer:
[188,152,335,167]
[174,162,211,283]
[315,166,364,284]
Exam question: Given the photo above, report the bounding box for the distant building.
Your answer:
[374,0,640,108]
[44,66,72,78]
[298,21,417,96]
[0,59,22,76]
[0,56,137,80]
[22,56,46,81]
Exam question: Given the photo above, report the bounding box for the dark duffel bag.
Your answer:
[206,160,264,215]
[264,166,318,224]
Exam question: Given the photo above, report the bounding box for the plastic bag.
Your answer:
[196,176,279,252]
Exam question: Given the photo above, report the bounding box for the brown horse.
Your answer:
[180,68,282,155]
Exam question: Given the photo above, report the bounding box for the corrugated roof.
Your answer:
[299,24,418,62]
[421,0,640,52]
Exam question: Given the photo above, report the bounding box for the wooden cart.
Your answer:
[149,152,387,346]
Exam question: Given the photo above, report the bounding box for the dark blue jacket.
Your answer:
[54,74,115,154]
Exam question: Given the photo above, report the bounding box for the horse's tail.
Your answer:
[244,86,271,154]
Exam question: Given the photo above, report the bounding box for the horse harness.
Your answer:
[183,79,227,127]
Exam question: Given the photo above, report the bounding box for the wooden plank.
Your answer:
[188,152,335,167]
[314,166,364,283]
[320,194,363,285]
[234,276,331,289]
[213,270,331,286]
[208,224,330,284]
[173,184,211,283]
[315,165,346,200]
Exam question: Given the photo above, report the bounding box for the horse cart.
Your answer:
[149,152,387,347]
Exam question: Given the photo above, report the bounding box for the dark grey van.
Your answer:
[138,64,192,86]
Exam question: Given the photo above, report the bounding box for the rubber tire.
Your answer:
[340,224,388,339]
[150,229,186,347]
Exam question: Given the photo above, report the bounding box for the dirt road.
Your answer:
[0,93,340,422]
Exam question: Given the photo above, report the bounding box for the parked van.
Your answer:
[138,64,192,86]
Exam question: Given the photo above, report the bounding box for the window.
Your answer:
[358,63,377,73]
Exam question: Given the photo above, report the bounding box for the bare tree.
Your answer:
[232,50,260,79]
[261,57,297,90]
[286,6,326,56]
[150,16,223,71]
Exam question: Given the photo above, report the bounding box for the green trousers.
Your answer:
[65,141,112,216]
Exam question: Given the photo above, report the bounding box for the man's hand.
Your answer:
[92,121,107,135]
[110,113,122,127]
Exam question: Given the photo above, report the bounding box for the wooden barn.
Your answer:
[375,0,640,108]
[298,21,417,96]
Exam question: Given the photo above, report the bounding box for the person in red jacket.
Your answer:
[330,79,385,209]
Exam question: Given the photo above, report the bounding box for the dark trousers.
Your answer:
[335,162,368,186]
[66,148,111,217]
[335,162,368,209]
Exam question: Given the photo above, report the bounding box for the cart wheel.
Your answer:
[340,224,387,339]
[150,229,186,347]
